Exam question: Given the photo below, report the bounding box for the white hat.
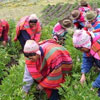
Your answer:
[73,30,91,49]
[23,40,41,55]
[29,14,38,21]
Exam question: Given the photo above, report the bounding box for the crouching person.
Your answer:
[23,40,73,100]
[52,18,72,45]
[0,19,9,46]
[14,14,41,49]
[73,29,100,97]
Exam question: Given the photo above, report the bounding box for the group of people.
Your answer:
[0,10,72,100]
[72,0,100,98]
[1,0,100,100]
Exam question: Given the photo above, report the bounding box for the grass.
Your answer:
[0,0,78,21]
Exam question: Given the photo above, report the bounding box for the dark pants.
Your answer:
[0,30,4,41]
[98,88,100,97]
[18,30,31,49]
[0,36,3,41]
[49,90,59,100]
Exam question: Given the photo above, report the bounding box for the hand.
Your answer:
[2,41,7,46]
[36,84,43,91]
[80,73,86,85]
[0,34,2,37]
[22,91,28,99]
[86,24,92,28]
[14,36,18,42]
[90,88,94,91]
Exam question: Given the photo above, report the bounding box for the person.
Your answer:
[96,8,100,15]
[73,29,100,97]
[78,0,91,13]
[71,10,85,29]
[85,11,100,36]
[14,14,41,49]
[23,40,73,100]
[0,19,9,46]
[52,18,72,45]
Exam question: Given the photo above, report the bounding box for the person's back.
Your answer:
[23,40,72,100]
[79,7,91,14]
[14,14,41,49]
[85,11,100,36]
[73,30,100,97]
[79,0,91,13]
[0,19,9,46]
[71,10,85,29]
[52,18,72,45]
[26,39,72,79]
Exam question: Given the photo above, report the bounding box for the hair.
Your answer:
[29,19,38,23]
[83,4,88,7]
[24,52,36,57]
[80,0,88,7]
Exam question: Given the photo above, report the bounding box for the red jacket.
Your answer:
[0,20,9,41]
[16,16,41,42]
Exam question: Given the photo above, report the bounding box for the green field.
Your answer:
[0,0,100,100]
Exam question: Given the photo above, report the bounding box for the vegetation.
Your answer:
[0,0,100,100]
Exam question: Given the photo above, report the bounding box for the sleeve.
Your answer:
[73,20,84,29]
[93,29,100,33]
[23,65,34,93]
[83,27,88,31]
[26,63,43,83]
[73,20,79,27]
[88,5,92,10]
[39,52,72,89]
[34,32,41,42]
[81,53,94,73]
[0,26,3,36]
[92,73,100,88]
[3,23,9,41]
[34,22,41,42]
[16,24,21,37]
[93,19,100,31]
[39,63,72,89]
[74,22,79,28]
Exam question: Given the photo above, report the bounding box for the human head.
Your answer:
[71,10,80,20]
[23,40,41,61]
[53,18,72,45]
[73,30,91,52]
[85,11,97,23]
[29,14,38,27]
[59,18,72,29]
[80,0,88,6]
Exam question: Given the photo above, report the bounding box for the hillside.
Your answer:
[0,0,68,21]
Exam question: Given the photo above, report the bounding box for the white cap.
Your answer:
[23,40,41,55]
